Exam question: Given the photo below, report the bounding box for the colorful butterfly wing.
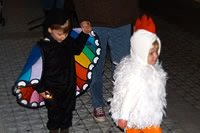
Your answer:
[70,28,101,96]
[13,28,101,108]
[12,44,45,108]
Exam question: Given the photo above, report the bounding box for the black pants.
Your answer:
[45,87,76,130]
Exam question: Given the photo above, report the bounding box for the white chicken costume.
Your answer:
[110,15,167,132]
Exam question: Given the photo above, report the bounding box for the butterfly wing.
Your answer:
[71,28,101,97]
[12,44,45,108]
[12,28,101,108]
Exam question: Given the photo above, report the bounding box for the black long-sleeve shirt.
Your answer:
[36,32,89,94]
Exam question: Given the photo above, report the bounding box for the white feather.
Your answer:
[110,56,167,129]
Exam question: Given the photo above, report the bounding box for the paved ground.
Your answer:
[0,0,200,133]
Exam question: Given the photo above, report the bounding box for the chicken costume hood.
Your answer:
[130,15,161,65]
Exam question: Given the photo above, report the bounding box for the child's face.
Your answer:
[147,45,159,65]
[48,28,68,43]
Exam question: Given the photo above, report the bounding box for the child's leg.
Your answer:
[126,127,143,133]
[59,87,76,130]
[45,97,61,130]
[141,126,162,133]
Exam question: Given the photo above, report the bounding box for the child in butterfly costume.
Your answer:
[109,15,167,133]
[35,9,91,132]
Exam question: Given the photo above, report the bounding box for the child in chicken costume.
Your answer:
[109,15,167,133]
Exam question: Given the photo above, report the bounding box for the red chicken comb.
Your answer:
[134,14,156,33]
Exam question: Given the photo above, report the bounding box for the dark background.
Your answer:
[140,0,200,36]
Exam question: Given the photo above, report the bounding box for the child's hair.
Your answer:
[49,19,72,34]
[152,40,159,49]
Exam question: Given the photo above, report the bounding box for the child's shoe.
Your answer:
[60,128,69,133]
[49,129,59,133]
[93,107,106,122]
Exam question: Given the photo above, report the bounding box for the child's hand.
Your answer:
[39,91,52,99]
[118,119,127,130]
[80,21,92,34]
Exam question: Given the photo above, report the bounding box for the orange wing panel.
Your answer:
[75,62,88,80]
[76,77,87,89]
[20,87,34,102]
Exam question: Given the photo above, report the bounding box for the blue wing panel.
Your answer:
[18,68,32,81]
[70,30,79,39]
[87,37,96,46]
[18,44,41,81]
